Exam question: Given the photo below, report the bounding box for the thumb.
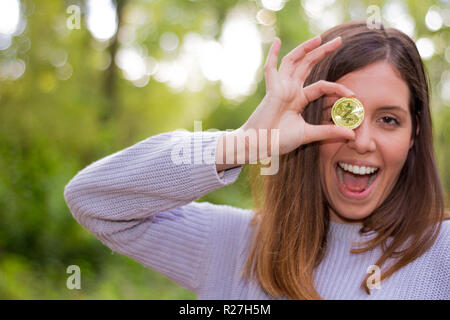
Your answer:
[303,123,355,144]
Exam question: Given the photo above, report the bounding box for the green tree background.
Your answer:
[0,0,448,299]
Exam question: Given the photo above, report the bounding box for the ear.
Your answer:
[409,114,420,149]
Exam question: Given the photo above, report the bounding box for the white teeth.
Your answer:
[337,165,378,191]
[338,162,379,175]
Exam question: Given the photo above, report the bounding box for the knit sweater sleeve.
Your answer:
[63,129,246,292]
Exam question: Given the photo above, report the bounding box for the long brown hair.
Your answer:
[243,21,448,299]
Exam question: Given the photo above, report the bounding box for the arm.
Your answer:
[215,128,248,173]
[64,129,245,291]
[64,35,356,294]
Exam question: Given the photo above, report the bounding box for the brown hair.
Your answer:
[243,20,448,299]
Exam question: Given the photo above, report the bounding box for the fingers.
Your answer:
[294,36,342,83]
[303,80,355,104]
[303,122,355,145]
[265,35,341,87]
[279,36,321,76]
[301,79,356,144]
[264,37,281,85]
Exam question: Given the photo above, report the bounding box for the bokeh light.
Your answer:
[115,46,148,82]
[116,4,262,99]
[382,0,415,37]
[219,6,262,100]
[87,0,118,41]
[440,70,450,103]
[425,6,443,32]
[261,0,286,12]
[0,0,20,35]
[416,37,435,60]
[0,0,21,52]
[0,59,26,81]
[301,0,343,33]
[160,32,179,52]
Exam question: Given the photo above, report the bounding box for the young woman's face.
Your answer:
[319,61,414,223]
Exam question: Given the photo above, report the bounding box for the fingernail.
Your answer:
[332,36,342,42]
[345,87,355,95]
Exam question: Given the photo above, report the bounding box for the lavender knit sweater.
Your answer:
[64,130,450,299]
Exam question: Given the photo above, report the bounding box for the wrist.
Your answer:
[216,127,251,171]
[215,129,246,172]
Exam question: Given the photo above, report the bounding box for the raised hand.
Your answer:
[239,35,356,158]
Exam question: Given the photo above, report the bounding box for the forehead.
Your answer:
[324,61,410,113]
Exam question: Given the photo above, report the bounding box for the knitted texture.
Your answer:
[64,130,450,299]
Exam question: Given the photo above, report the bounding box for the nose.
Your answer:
[346,119,376,153]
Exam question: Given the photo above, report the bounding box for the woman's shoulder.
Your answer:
[428,219,450,260]
[430,219,450,275]
[438,218,450,242]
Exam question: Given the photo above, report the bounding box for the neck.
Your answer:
[329,207,365,225]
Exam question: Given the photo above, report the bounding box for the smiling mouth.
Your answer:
[335,163,380,193]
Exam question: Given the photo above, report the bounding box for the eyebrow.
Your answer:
[377,106,407,114]
[322,105,407,114]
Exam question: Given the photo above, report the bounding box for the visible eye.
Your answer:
[380,116,400,126]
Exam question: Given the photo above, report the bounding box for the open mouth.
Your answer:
[335,162,380,196]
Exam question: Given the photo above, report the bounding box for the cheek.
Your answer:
[319,142,341,181]
[377,131,412,169]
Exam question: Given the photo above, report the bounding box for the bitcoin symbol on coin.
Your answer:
[331,97,364,130]
[342,103,355,124]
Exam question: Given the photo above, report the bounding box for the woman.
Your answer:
[64,21,449,299]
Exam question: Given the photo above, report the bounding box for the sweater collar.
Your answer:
[329,220,375,242]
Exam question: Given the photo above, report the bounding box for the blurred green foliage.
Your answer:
[0,0,448,299]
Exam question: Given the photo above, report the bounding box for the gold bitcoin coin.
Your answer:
[331,97,364,130]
